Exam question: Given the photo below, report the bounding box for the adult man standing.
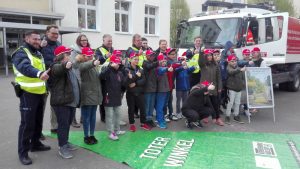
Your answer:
[40,25,61,134]
[154,39,168,58]
[12,31,51,165]
[186,36,202,88]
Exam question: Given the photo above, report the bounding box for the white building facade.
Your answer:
[53,0,170,50]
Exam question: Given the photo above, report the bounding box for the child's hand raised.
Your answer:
[66,61,72,69]
[128,71,133,79]
[136,70,141,77]
[168,67,173,72]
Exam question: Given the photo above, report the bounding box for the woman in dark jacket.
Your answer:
[199,49,224,126]
[50,46,80,159]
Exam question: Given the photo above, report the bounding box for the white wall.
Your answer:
[293,0,300,17]
[54,0,170,50]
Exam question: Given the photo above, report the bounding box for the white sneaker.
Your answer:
[115,130,126,135]
[164,116,171,122]
[176,113,183,119]
[119,120,127,126]
[108,132,119,141]
[171,115,179,121]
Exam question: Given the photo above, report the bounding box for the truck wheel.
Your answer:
[279,82,288,91]
[287,73,300,92]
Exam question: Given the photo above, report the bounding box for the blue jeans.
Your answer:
[81,105,97,137]
[144,92,156,121]
[164,91,173,117]
[155,92,167,124]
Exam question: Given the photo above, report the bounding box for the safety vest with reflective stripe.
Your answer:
[131,47,146,68]
[98,47,110,62]
[187,53,200,73]
[13,48,46,94]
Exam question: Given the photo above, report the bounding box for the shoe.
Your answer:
[40,133,46,141]
[176,113,183,119]
[71,120,81,128]
[147,120,157,127]
[120,120,127,126]
[59,144,73,159]
[141,123,151,130]
[164,116,171,122]
[233,116,244,124]
[109,132,119,140]
[170,115,179,121]
[50,129,57,134]
[84,136,93,145]
[19,155,32,165]
[129,124,137,132]
[134,114,140,118]
[192,121,203,128]
[89,136,98,144]
[158,123,167,129]
[185,120,193,129]
[66,143,78,151]
[30,143,51,152]
[115,130,126,135]
[202,117,209,124]
[215,118,224,126]
[225,116,231,125]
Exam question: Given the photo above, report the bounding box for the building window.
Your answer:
[115,0,130,32]
[144,6,157,35]
[78,0,97,30]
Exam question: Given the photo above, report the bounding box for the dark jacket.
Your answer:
[40,38,61,69]
[100,65,127,107]
[79,59,103,106]
[11,43,44,78]
[175,66,195,91]
[199,55,222,95]
[220,41,234,81]
[125,65,146,95]
[156,66,170,93]
[126,45,140,58]
[226,65,245,92]
[49,62,80,107]
[181,85,213,112]
[95,45,114,64]
[142,60,158,93]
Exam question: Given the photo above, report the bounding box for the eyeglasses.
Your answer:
[81,39,88,42]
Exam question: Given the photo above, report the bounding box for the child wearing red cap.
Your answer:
[100,55,127,140]
[225,55,246,124]
[155,53,173,129]
[251,47,267,67]
[76,47,102,145]
[50,45,80,159]
[125,53,151,132]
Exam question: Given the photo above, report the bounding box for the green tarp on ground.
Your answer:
[46,131,300,169]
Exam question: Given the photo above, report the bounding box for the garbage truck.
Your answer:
[176,1,300,91]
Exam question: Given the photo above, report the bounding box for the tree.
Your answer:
[170,0,190,47]
[248,0,295,17]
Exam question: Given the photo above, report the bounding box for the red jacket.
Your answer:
[166,58,181,90]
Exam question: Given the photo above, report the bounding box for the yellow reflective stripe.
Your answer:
[100,47,109,56]
[187,54,200,73]
[18,82,45,87]
[131,47,139,52]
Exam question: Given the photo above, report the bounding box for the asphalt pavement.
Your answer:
[0,73,299,169]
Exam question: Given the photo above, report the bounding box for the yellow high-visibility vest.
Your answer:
[98,47,110,62]
[187,53,200,73]
[13,48,46,94]
[131,47,146,68]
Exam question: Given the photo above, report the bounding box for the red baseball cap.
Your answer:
[204,49,214,55]
[112,50,122,56]
[82,47,94,56]
[157,53,166,61]
[181,52,187,56]
[227,55,237,62]
[213,49,220,53]
[242,49,251,55]
[145,49,155,56]
[178,56,187,61]
[54,46,72,56]
[129,52,138,59]
[201,80,210,87]
[166,48,176,54]
[110,55,121,64]
[252,47,260,53]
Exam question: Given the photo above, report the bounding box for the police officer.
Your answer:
[12,31,51,165]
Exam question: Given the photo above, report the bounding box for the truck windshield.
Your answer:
[178,18,242,48]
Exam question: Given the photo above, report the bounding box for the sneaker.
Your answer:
[129,124,137,132]
[50,129,57,134]
[192,121,203,128]
[176,113,183,119]
[59,144,73,159]
[141,124,151,130]
[215,118,224,126]
[202,117,209,124]
[164,116,171,122]
[89,136,98,144]
[134,114,140,118]
[115,130,126,135]
[149,120,157,127]
[158,122,167,129]
[84,136,93,145]
[185,120,193,129]
[233,116,244,124]
[170,115,179,121]
[225,116,231,125]
[66,143,78,151]
[71,121,81,128]
[40,133,46,140]
[120,120,127,126]
[108,132,119,141]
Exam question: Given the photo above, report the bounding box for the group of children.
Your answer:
[49,42,265,158]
